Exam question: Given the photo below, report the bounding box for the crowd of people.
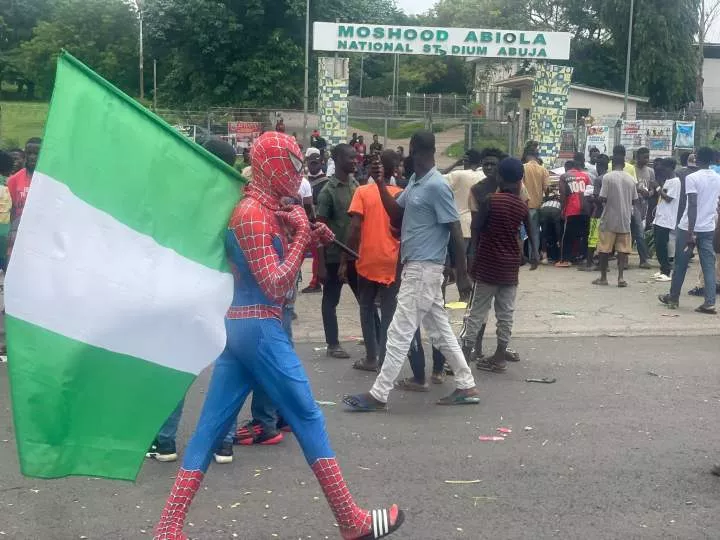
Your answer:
[4,121,720,539]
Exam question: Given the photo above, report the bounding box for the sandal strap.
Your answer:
[372,508,389,538]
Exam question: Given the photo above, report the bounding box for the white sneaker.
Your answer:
[655,274,672,282]
[652,272,663,278]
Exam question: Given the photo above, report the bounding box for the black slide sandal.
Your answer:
[356,507,405,539]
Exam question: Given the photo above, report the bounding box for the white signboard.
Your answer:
[585,125,610,158]
[313,22,572,59]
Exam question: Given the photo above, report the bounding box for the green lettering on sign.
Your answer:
[534,34,546,45]
[338,25,354,38]
[464,31,478,43]
[437,30,449,42]
[537,48,547,57]
[337,40,348,49]
[480,31,492,43]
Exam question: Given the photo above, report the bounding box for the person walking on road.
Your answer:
[593,155,638,288]
[659,147,720,313]
[343,131,480,411]
[523,151,550,265]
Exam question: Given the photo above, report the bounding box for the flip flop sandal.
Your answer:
[592,278,609,286]
[394,377,430,392]
[436,390,481,405]
[476,358,507,372]
[430,372,445,384]
[617,280,628,288]
[352,359,379,372]
[356,506,405,539]
[327,346,351,359]
[342,394,387,412]
[505,349,521,362]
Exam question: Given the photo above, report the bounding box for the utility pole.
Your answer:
[623,0,635,119]
[302,0,310,144]
[153,59,158,110]
[359,54,364,98]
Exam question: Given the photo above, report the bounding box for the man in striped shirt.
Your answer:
[460,158,537,373]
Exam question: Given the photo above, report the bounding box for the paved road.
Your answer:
[292,255,720,344]
[2,336,720,539]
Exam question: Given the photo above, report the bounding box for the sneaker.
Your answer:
[277,417,292,433]
[658,294,679,309]
[301,285,322,294]
[235,420,284,446]
[653,272,663,278]
[146,440,178,462]
[655,274,672,282]
[213,442,233,464]
[688,287,705,297]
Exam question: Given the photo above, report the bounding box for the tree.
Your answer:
[13,0,138,99]
[600,0,700,108]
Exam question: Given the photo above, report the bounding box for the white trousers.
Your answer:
[370,261,476,403]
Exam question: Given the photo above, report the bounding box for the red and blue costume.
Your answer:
[154,132,404,540]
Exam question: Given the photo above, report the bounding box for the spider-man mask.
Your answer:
[250,132,304,200]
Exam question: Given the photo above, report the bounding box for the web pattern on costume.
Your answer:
[232,132,310,304]
[312,458,372,535]
[154,469,202,539]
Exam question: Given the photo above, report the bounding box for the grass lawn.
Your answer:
[0,101,49,148]
[446,136,510,158]
[350,119,458,140]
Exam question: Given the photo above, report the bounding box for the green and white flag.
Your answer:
[5,52,243,480]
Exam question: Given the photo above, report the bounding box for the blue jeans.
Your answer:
[631,211,649,263]
[157,399,184,447]
[670,229,717,306]
[528,208,540,261]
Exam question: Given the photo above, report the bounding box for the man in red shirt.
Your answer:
[555,159,591,267]
[7,137,41,261]
[462,157,537,373]
[353,135,367,180]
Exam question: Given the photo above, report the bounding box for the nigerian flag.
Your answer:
[5,52,242,480]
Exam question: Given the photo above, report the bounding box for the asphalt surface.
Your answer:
[2,337,720,539]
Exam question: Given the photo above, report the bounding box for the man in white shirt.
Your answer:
[652,158,681,281]
[659,147,720,313]
[441,149,484,268]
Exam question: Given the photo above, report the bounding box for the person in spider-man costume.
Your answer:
[154,132,404,540]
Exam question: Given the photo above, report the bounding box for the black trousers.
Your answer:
[562,215,589,262]
[357,275,398,363]
[408,330,445,383]
[540,209,562,261]
[322,262,359,346]
[654,225,672,276]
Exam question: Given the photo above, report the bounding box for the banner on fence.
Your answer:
[585,125,610,158]
[675,121,696,149]
[227,122,263,149]
[643,120,674,159]
[619,121,644,152]
[528,64,574,164]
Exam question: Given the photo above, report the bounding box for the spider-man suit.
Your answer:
[154,132,404,540]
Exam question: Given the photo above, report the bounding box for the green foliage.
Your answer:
[0,101,48,146]
[0,0,704,111]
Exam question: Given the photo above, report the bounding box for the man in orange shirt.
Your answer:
[7,137,41,262]
[343,150,402,371]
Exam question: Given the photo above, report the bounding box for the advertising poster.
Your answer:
[675,121,695,149]
[620,121,644,152]
[227,121,263,150]
[528,64,574,165]
[643,120,673,158]
[585,125,610,158]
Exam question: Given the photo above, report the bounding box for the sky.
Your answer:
[396,0,436,15]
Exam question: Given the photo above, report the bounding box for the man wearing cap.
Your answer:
[303,147,326,294]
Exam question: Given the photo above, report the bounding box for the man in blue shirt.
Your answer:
[343,132,480,410]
